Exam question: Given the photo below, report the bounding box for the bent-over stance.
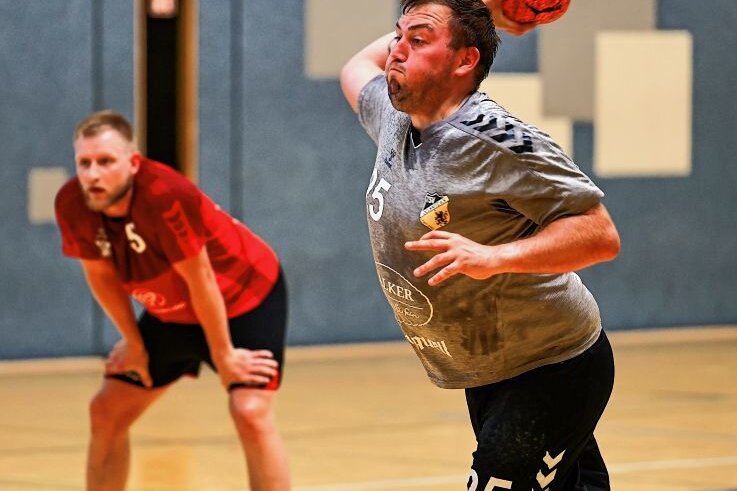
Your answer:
[55,111,290,491]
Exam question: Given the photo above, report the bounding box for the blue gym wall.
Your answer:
[0,0,133,358]
[574,1,737,327]
[0,1,734,358]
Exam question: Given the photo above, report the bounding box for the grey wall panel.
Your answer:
[540,0,656,121]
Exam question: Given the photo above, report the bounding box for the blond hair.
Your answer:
[74,110,134,142]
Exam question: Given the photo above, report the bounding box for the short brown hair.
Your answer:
[74,110,134,142]
[400,0,500,88]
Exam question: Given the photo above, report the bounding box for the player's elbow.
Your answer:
[340,58,354,85]
[340,63,361,113]
[596,225,621,262]
[584,204,621,262]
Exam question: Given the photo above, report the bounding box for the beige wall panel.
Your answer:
[594,31,693,177]
[481,74,573,154]
[540,0,656,121]
[305,0,395,79]
[28,167,69,224]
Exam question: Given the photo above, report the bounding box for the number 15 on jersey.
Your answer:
[367,168,391,221]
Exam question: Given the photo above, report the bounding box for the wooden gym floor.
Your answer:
[0,326,736,491]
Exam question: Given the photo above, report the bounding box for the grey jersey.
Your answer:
[358,76,605,389]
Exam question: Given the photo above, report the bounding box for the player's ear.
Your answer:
[454,46,480,78]
[130,152,142,174]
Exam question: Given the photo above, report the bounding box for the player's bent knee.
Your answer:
[89,393,125,434]
[88,389,145,434]
[229,392,275,433]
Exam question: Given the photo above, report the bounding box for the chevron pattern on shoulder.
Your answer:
[460,113,534,154]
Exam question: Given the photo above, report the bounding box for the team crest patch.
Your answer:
[420,192,450,230]
[94,227,112,258]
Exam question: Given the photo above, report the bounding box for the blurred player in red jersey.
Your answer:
[55,111,290,491]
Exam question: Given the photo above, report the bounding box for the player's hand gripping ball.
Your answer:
[500,0,570,25]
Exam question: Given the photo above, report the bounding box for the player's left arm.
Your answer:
[341,32,396,113]
[406,203,620,286]
[172,249,278,388]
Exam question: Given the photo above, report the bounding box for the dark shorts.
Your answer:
[465,331,614,491]
[109,271,288,390]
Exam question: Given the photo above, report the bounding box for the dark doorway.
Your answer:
[135,0,198,177]
[145,13,179,168]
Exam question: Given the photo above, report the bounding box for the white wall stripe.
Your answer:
[304,0,395,79]
[594,31,693,177]
[27,166,68,224]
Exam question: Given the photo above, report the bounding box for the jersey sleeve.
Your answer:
[54,185,103,259]
[489,150,604,227]
[357,75,390,145]
[157,190,208,264]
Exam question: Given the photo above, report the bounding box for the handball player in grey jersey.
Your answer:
[340,0,621,489]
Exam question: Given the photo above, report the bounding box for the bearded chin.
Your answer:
[84,177,134,212]
[387,79,412,112]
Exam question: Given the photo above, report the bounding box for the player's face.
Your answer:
[74,129,139,214]
[386,4,458,113]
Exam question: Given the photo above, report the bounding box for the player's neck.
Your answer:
[102,187,134,218]
[410,91,472,131]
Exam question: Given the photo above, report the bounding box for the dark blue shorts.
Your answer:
[465,331,614,491]
[109,270,288,390]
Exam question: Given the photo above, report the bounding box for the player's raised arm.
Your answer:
[340,32,396,113]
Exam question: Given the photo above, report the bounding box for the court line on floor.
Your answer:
[293,455,737,491]
[609,455,737,473]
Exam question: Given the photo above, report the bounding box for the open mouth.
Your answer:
[87,187,106,196]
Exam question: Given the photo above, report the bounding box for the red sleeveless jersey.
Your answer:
[55,157,280,323]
